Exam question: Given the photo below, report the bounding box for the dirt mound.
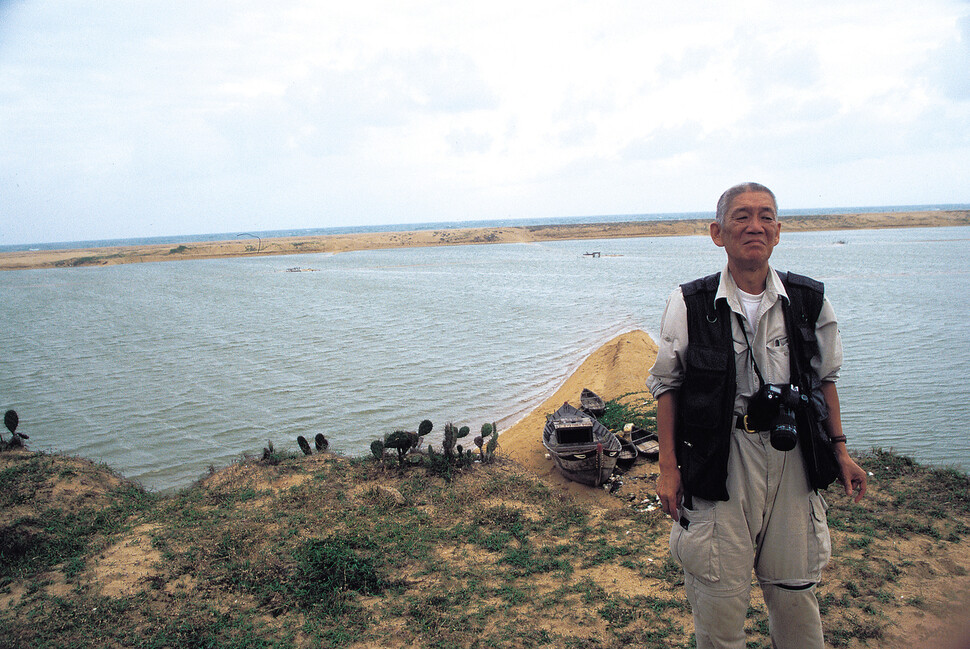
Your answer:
[0,450,130,525]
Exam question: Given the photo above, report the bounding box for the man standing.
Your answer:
[647,182,868,649]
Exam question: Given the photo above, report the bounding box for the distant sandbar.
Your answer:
[2,210,968,271]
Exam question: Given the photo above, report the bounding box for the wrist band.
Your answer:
[829,435,847,444]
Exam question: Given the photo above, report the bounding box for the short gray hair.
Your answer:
[715,182,777,226]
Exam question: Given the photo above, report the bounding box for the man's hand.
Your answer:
[819,383,868,503]
[837,453,868,502]
[657,466,683,521]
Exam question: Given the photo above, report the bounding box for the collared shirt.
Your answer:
[646,265,843,415]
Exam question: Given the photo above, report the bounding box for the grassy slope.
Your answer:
[1,443,968,649]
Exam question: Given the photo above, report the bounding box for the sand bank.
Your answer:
[2,210,968,271]
[499,328,659,507]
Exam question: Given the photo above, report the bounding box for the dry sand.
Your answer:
[499,329,658,508]
[2,210,968,271]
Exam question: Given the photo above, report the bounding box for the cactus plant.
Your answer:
[384,430,414,466]
[370,439,385,461]
[418,419,433,438]
[442,423,457,459]
[484,423,499,463]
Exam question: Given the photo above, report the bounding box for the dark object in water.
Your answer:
[542,402,621,487]
[315,433,328,452]
[580,388,606,417]
[297,436,312,456]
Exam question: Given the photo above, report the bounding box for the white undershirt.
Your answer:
[737,288,765,332]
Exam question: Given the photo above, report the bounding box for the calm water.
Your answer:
[2,226,969,491]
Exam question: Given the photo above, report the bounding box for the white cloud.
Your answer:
[0,0,968,244]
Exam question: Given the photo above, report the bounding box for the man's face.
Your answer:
[710,191,780,270]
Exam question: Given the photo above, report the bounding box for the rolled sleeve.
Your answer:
[647,287,689,398]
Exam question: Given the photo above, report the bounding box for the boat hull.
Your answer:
[580,388,606,417]
[542,402,621,486]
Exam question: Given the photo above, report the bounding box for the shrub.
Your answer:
[293,536,387,607]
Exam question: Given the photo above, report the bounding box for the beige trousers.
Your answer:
[670,428,832,649]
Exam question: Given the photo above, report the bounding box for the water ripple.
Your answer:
[2,227,969,490]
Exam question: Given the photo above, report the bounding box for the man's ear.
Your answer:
[710,222,724,247]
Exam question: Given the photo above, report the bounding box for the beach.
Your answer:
[500,328,659,507]
[2,209,968,271]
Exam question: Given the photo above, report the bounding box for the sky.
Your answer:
[1,1,968,245]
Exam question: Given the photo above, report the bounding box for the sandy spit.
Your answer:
[2,210,968,271]
[499,328,658,508]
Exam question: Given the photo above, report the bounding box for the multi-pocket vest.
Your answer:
[676,271,827,501]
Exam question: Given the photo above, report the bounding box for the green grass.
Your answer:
[1,415,969,648]
[597,391,657,434]
[52,252,125,267]
[0,456,155,582]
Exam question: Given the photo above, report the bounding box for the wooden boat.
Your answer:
[627,425,660,459]
[542,402,621,486]
[616,436,638,472]
[579,388,606,417]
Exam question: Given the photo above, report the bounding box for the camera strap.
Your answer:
[735,311,772,434]
[735,311,767,390]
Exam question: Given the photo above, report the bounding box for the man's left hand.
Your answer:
[838,455,868,502]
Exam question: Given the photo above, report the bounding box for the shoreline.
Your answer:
[498,328,659,507]
[2,209,968,271]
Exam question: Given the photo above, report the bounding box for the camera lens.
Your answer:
[770,407,798,451]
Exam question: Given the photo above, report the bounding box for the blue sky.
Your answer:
[1,1,968,245]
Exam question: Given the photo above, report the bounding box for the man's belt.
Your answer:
[736,414,761,433]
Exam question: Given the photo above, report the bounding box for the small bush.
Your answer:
[598,392,656,433]
[293,536,387,607]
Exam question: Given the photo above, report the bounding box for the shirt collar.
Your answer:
[715,264,789,313]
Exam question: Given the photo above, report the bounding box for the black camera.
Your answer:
[745,384,807,451]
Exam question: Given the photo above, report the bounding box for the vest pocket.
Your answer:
[681,346,730,429]
[670,502,720,583]
[678,345,732,500]
[797,323,820,361]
